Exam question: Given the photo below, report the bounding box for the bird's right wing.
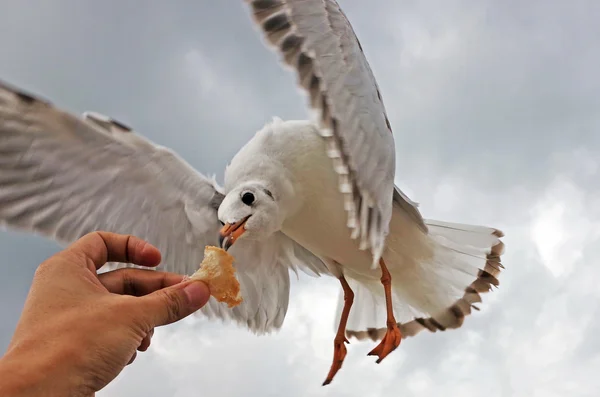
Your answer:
[0,80,223,276]
[0,80,326,334]
[200,231,331,332]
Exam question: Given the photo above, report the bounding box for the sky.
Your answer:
[1,0,599,396]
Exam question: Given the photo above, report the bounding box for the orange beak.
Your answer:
[219,215,250,251]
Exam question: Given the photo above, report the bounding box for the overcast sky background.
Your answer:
[1,0,599,396]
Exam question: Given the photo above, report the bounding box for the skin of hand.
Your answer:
[0,231,211,396]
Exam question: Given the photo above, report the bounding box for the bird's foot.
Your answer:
[367,322,402,363]
[322,335,349,386]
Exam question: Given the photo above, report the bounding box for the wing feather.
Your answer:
[0,80,328,334]
[243,0,425,262]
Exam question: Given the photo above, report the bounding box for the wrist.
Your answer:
[0,343,90,397]
[0,356,38,396]
[0,354,47,396]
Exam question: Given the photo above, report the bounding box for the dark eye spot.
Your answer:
[241,192,255,206]
[219,220,225,226]
[263,189,274,199]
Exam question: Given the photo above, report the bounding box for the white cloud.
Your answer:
[182,48,261,118]
[531,159,600,277]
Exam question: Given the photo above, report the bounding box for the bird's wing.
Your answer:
[202,231,331,332]
[0,80,325,334]
[393,185,427,232]
[243,0,425,262]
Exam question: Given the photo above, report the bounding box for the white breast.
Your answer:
[258,119,380,280]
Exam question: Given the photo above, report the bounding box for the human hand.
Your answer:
[0,231,210,396]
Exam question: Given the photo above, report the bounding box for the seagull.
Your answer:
[0,0,505,385]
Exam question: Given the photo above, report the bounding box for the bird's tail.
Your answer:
[339,219,505,341]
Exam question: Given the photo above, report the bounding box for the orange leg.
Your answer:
[367,258,402,363]
[323,276,354,386]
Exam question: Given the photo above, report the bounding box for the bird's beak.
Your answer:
[219,215,250,251]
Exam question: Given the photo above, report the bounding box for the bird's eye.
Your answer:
[241,192,255,206]
[219,220,225,226]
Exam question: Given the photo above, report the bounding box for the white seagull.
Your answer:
[0,0,505,385]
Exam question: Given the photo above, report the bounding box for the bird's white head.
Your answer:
[217,181,283,250]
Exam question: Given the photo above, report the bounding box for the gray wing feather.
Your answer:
[0,83,220,278]
[393,185,427,232]
[0,80,327,334]
[243,0,425,261]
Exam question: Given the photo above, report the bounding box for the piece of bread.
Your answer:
[190,246,243,308]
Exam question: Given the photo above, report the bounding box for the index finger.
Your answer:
[98,268,184,296]
[67,231,162,270]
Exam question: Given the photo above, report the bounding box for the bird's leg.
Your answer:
[323,276,354,386]
[367,258,402,363]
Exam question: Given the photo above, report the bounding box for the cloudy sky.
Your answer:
[1,0,599,395]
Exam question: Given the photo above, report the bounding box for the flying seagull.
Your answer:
[0,0,505,385]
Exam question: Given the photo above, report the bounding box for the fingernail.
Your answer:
[183,281,210,308]
[139,242,161,266]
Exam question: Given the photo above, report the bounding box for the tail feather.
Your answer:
[343,220,505,342]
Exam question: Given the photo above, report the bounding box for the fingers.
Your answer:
[67,233,209,329]
[127,351,137,366]
[135,280,211,328]
[67,231,162,270]
[138,329,154,352]
[98,268,185,296]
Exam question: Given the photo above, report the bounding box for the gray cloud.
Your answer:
[1,0,599,396]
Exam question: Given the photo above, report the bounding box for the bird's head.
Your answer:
[217,182,282,250]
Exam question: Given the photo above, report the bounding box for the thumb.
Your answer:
[137,280,211,328]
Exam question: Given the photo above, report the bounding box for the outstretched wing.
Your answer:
[243,0,426,262]
[0,80,327,334]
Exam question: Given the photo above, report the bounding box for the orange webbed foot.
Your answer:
[367,322,402,363]
[322,336,350,386]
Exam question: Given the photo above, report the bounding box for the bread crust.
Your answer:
[190,246,243,308]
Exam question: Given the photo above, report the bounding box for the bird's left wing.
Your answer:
[243,0,426,263]
[0,80,326,334]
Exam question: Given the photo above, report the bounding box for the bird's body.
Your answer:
[225,117,502,336]
[0,0,506,386]
[227,118,376,273]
